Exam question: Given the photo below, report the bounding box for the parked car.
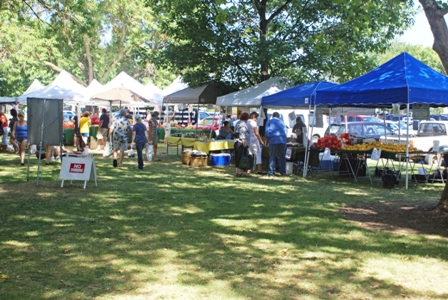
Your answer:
[430,114,448,121]
[382,120,417,136]
[341,114,380,123]
[197,116,222,133]
[63,111,76,121]
[325,121,396,141]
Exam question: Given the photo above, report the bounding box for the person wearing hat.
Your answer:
[109,108,131,167]
[131,114,149,170]
[11,110,28,165]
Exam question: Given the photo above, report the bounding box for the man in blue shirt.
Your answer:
[265,112,287,176]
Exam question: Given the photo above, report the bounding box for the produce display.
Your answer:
[343,141,421,152]
[314,135,342,150]
[314,134,422,152]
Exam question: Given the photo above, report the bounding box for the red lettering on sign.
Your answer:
[69,163,85,173]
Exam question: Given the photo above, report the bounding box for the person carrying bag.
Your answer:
[233,113,252,177]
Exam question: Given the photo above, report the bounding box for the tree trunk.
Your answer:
[419,0,448,73]
[83,34,94,84]
[436,180,448,212]
[419,0,448,212]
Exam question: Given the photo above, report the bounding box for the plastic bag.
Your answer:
[146,144,154,161]
[322,147,331,160]
[96,132,103,139]
[103,142,112,158]
[30,145,37,154]
[128,148,135,158]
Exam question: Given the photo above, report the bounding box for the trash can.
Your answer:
[64,128,74,145]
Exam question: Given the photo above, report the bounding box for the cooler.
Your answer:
[210,153,231,167]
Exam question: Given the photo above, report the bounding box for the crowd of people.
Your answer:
[2,105,294,175]
[0,106,164,170]
[232,111,289,178]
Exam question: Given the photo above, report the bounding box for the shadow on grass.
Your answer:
[0,151,447,299]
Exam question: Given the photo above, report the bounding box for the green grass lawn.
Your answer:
[1,146,447,300]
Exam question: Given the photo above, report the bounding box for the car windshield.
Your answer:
[362,117,381,123]
[329,123,394,136]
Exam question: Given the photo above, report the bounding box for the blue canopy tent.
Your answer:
[262,81,338,108]
[315,52,448,188]
[316,52,448,108]
[261,81,338,176]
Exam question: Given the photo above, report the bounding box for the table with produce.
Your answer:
[313,133,426,183]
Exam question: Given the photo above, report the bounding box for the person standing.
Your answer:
[0,111,9,152]
[148,111,161,161]
[233,112,250,177]
[9,108,19,153]
[265,112,287,177]
[109,108,131,167]
[98,108,110,150]
[130,114,149,170]
[11,110,27,165]
[292,117,306,145]
[79,111,91,146]
[247,111,265,174]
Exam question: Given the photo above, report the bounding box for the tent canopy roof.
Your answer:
[163,82,220,104]
[261,81,338,108]
[18,71,90,103]
[106,71,163,105]
[315,52,448,108]
[216,76,292,107]
[162,76,189,96]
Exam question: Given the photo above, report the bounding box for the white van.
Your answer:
[266,109,328,142]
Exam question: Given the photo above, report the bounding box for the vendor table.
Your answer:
[261,146,321,174]
[159,128,217,142]
[374,151,445,185]
[193,140,234,154]
[165,136,197,155]
[324,149,372,184]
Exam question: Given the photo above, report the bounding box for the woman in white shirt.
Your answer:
[246,111,265,174]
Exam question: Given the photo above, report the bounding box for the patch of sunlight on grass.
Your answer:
[32,216,57,222]
[52,223,74,227]
[109,215,137,221]
[99,280,248,300]
[3,240,30,247]
[23,231,40,237]
[343,189,372,196]
[213,233,249,245]
[170,204,205,214]
[361,256,448,294]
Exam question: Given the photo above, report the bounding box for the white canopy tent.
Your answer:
[216,77,292,107]
[162,76,189,96]
[104,71,163,105]
[15,79,45,103]
[146,81,164,96]
[17,71,90,104]
[86,79,106,97]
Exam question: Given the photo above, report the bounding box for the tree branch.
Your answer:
[43,61,88,87]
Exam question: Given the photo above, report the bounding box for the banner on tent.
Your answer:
[330,107,375,116]
[412,104,430,120]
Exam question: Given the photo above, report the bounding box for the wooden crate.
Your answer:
[190,156,207,167]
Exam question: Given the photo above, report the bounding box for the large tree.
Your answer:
[0,0,168,96]
[415,0,448,212]
[419,0,448,73]
[146,0,416,91]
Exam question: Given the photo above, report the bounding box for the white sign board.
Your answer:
[59,156,97,189]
